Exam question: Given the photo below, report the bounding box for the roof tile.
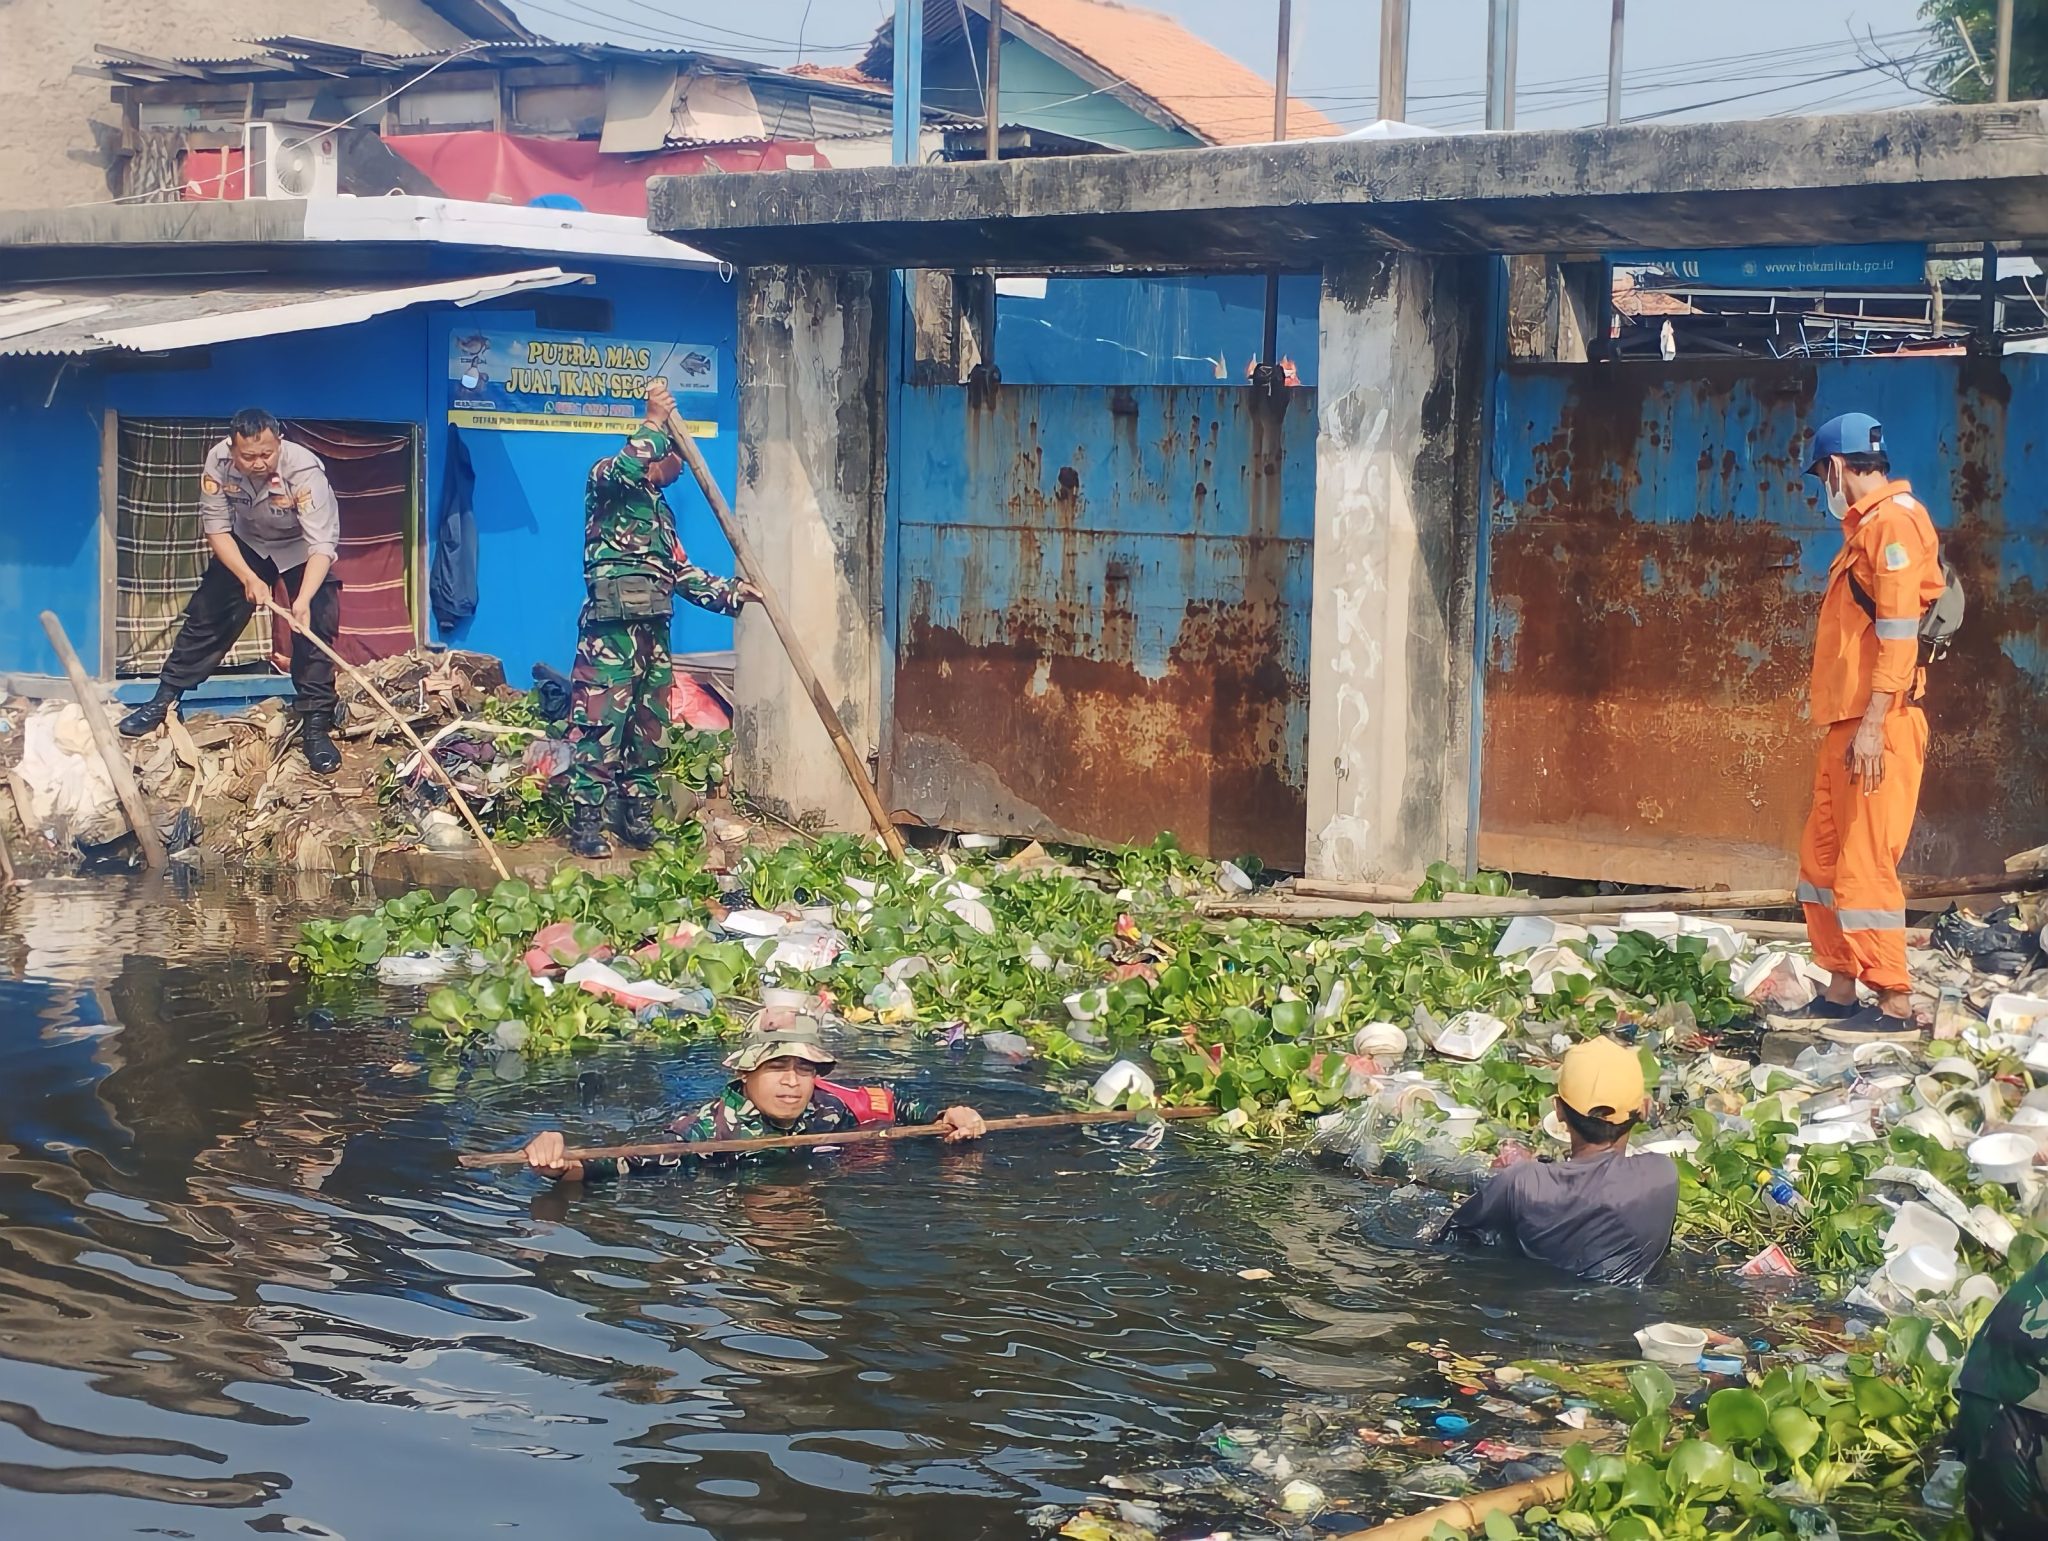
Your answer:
[998,0,1340,146]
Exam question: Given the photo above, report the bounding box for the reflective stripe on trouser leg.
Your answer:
[1824,707,1929,995]
[1798,726,1854,978]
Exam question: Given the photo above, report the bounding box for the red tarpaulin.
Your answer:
[380,133,839,217]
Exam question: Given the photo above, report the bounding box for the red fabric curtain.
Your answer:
[382,132,834,217]
[275,422,417,666]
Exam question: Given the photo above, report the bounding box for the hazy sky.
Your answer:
[503,0,1939,129]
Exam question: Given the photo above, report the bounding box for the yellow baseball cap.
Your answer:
[1557,1036,1647,1119]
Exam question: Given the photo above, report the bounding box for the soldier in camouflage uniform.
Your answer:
[1954,1250,2048,1538]
[567,381,754,858]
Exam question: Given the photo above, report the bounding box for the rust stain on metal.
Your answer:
[1483,360,2048,888]
[893,383,1314,866]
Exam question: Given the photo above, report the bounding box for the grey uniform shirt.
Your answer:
[1440,1147,1678,1285]
[199,439,340,570]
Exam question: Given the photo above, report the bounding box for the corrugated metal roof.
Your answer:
[0,268,588,357]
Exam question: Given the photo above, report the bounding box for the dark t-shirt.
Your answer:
[1440,1147,1678,1285]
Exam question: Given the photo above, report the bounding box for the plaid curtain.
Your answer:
[116,418,270,677]
[118,420,420,677]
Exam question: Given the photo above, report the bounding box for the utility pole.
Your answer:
[1486,0,1518,130]
[1984,0,2012,345]
[891,0,925,164]
[1378,0,1410,123]
[1605,0,1626,126]
[1260,0,1292,383]
[1994,0,2014,104]
[984,0,1004,161]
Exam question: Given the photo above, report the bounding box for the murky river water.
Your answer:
[0,876,1774,1540]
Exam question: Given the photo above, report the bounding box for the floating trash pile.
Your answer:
[300,834,2048,1539]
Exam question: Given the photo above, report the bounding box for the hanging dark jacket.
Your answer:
[430,425,479,634]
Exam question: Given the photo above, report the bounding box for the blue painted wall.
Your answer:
[995,274,1320,387]
[889,381,1315,864]
[924,32,1202,151]
[0,364,105,677]
[0,258,741,685]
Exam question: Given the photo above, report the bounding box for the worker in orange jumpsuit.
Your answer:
[1774,412,1945,1044]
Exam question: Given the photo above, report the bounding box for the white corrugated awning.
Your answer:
[0,267,592,357]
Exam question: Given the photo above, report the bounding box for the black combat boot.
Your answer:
[613,794,658,850]
[118,686,180,738]
[300,712,341,775]
[568,801,610,859]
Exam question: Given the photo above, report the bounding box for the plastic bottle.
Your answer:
[1934,987,1968,1041]
[1757,1168,1809,1213]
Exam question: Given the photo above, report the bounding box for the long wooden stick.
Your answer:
[1287,870,2042,920]
[1355,1472,1573,1541]
[459,1103,1211,1168]
[662,410,908,860]
[39,611,168,869]
[254,597,510,883]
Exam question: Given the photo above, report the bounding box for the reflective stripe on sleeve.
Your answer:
[1836,907,1906,932]
[1874,617,1919,640]
[1797,881,1835,907]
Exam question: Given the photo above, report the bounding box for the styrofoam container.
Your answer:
[1495,915,1589,958]
[1895,1107,1964,1150]
[1064,989,1107,1022]
[1353,1022,1411,1059]
[1886,1244,1960,1297]
[1988,993,2048,1036]
[1883,1200,1961,1260]
[1433,1012,1507,1062]
[1636,1322,1709,1365]
[1970,1131,2038,1185]
[760,986,816,1012]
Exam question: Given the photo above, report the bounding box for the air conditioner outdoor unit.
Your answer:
[242,121,340,199]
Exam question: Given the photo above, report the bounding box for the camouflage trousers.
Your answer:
[566,611,673,808]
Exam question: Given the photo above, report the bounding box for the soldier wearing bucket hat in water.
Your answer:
[1436,1036,1677,1286]
[521,1013,987,1181]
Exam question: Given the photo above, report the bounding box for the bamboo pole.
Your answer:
[253,597,510,883]
[38,611,167,869]
[1354,1472,1573,1541]
[661,410,909,861]
[1288,870,2042,920]
[459,1103,1211,1169]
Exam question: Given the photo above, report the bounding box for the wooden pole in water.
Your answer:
[1352,1472,1572,1541]
[38,610,167,869]
[252,596,511,883]
[1289,870,2043,920]
[660,408,908,860]
[458,1104,1211,1168]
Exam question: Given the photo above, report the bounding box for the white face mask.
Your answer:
[1824,464,1850,521]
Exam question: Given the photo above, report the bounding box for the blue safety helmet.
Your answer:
[1804,412,1886,475]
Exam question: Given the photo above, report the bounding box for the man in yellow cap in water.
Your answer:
[1437,1036,1676,1285]
[522,1013,987,1181]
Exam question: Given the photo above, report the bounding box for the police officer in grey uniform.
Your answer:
[118,408,344,774]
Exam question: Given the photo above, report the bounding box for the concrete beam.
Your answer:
[649,104,2048,269]
[1306,253,1489,886]
[729,264,888,834]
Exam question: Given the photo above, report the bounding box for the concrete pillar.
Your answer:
[1306,253,1489,884]
[730,265,887,831]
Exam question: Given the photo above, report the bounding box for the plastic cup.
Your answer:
[1886,1245,1960,1297]
[1883,1200,1961,1260]
[1969,1131,2038,1185]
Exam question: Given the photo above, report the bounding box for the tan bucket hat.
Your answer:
[723,1010,837,1073]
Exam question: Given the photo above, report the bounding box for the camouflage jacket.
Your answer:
[583,422,742,615]
[578,1081,942,1179]
[1960,1253,2048,1412]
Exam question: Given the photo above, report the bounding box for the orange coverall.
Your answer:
[1798,479,1945,994]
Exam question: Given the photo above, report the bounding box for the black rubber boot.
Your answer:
[568,802,610,859]
[613,794,658,850]
[300,713,341,776]
[118,688,179,738]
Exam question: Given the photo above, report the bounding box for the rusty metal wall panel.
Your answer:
[890,383,1314,865]
[1481,357,2048,889]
